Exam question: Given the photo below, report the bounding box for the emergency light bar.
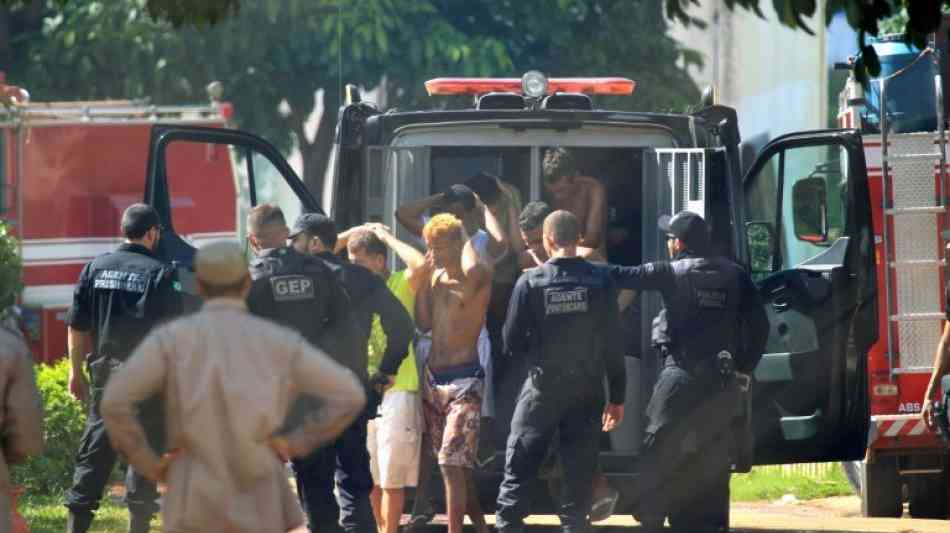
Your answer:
[425,75,635,96]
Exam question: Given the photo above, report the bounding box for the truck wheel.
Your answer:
[908,475,946,519]
[862,457,903,518]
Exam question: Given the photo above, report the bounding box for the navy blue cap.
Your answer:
[290,213,337,248]
[658,211,709,249]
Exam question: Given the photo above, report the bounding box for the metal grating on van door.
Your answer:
[655,148,707,218]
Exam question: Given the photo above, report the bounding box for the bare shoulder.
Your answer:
[579,246,605,263]
[576,175,605,195]
[466,261,492,291]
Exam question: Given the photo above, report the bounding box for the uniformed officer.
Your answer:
[242,204,366,533]
[287,212,415,533]
[245,204,354,372]
[604,211,769,533]
[64,203,182,533]
[495,210,626,533]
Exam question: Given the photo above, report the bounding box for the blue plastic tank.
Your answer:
[863,36,939,133]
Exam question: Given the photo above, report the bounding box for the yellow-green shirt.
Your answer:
[367,270,418,392]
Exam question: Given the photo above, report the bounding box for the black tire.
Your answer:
[908,474,946,519]
[862,457,903,518]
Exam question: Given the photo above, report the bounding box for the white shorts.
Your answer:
[367,390,422,489]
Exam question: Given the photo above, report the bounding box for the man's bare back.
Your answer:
[428,268,491,369]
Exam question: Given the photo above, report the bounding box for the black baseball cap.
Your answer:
[440,184,477,210]
[121,203,162,239]
[658,211,709,249]
[290,213,338,248]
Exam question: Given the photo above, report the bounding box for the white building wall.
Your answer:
[670,1,828,153]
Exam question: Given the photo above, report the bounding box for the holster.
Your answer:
[88,355,123,389]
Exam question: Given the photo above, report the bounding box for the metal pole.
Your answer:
[936,70,947,213]
[880,77,895,373]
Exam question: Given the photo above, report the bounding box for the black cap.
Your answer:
[658,211,708,250]
[440,184,476,211]
[121,203,161,239]
[290,213,338,248]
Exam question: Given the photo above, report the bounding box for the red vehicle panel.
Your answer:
[2,97,237,362]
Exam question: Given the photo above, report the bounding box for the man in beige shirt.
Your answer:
[0,316,44,533]
[101,240,366,533]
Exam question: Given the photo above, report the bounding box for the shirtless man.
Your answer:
[542,147,607,255]
[519,201,603,269]
[417,213,492,533]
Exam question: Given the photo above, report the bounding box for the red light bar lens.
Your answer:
[425,77,636,96]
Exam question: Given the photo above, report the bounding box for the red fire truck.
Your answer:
[0,80,237,362]
[837,33,950,518]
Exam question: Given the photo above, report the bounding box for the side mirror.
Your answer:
[746,221,775,274]
[791,177,829,244]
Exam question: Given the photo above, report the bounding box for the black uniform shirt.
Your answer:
[603,251,769,373]
[504,256,627,404]
[66,243,181,359]
[315,252,414,377]
[247,247,362,373]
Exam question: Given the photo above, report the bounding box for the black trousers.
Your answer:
[496,371,602,533]
[65,360,163,516]
[292,414,376,533]
[638,363,731,533]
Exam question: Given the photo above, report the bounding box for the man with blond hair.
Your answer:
[416,213,492,533]
[102,240,366,533]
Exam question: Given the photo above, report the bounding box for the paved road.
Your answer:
[413,512,948,532]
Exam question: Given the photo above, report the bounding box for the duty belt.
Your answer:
[660,348,716,374]
[528,363,594,387]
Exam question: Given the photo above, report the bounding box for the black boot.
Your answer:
[66,511,94,533]
[128,512,153,533]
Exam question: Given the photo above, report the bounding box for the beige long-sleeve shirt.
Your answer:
[101,298,365,533]
[0,324,44,533]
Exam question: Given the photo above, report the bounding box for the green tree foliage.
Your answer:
[0,219,21,317]
[3,0,700,195]
[12,359,86,496]
[425,1,702,114]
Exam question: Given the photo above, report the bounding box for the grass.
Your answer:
[730,464,855,502]
[19,493,162,533]
[17,467,853,531]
